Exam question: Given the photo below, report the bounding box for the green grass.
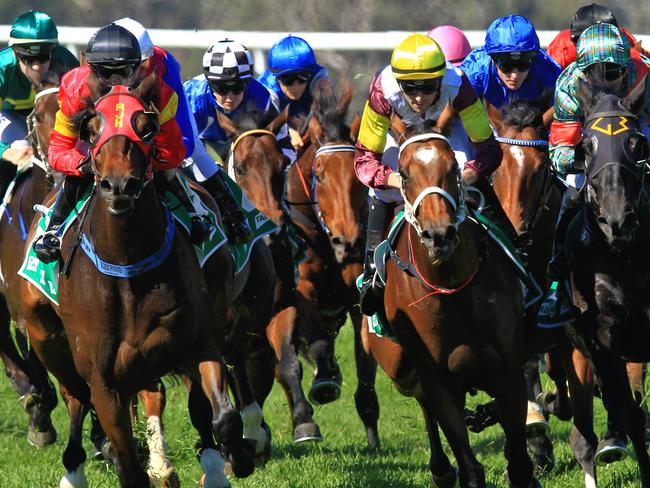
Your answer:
[0,322,643,487]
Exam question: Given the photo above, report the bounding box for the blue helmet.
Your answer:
[268,35,317,76]
[484,15,540,55]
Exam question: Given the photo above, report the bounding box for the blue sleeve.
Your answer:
[161,50,194,157]
[257,70,284,111]
[184,78,209,135]
[459,49,488,99]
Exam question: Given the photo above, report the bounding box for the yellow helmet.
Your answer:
[391,33,447,81]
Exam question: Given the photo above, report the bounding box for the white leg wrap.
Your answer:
[585,472,597,488]
[200,448,229,488]
[146,415,174,480]
[241,402,269,454]
[527,400,544,415]
[59,464,88,488]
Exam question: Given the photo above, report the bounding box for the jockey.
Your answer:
[460,15,561,110]
[184,38,294,168]
[355,33,504,315]
[547,3,648,70]
[33,23,206,263]
[117,21,252,244]
[0,10,78,169]
[257,35,328,149]
[542,22,650,323]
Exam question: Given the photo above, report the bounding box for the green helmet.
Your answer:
[9,10,58,57]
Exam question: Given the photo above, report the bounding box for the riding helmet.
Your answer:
[114,18,154,61]
[484,15,540,55]
[391,33,447,81]
[9,10,58,57]
[570,4,618,43]
[268,35,317,76]
[85,23,141,67]
[203,39,254,81]
[427,25,471,67]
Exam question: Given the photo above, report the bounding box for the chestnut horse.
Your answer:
[216,107,322,443]
[0,76,60,447]
[365,120,538,488]
[284,80,378,445]
[19,78,259,487]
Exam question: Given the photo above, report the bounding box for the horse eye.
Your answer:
[234,165,245,177]
[399,169,409,181]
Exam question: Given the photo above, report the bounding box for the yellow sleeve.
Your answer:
[458,98,493,143]
[357,101,391,153]
[158,92,178,125]
[53,108,78,138]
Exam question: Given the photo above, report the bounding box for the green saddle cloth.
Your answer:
[19,177,278,306]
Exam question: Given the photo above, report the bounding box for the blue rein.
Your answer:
[80,206,175,278]
[494,136,549,147]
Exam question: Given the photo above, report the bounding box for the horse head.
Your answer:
[301,79,365,263]
[29,71,62,168]
[577,74,650,248]
[488,95,554,240]
[218,106,287,223]
[397,120,463,261]
[77,72,160,216]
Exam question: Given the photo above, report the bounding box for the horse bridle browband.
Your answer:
[398,132,468,238]
[494,136,549,147]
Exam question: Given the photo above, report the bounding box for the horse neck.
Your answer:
[88,184,167,264]
[405,221,480,286]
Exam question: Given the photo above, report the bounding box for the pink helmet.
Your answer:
[427,25,471,66]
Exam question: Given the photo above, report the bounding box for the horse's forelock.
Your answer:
[312,79,351,143]
[501,100,543,130]
[233,107,273,132]
[404,119,440,140]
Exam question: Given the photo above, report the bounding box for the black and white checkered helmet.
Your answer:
[203,39,254,81]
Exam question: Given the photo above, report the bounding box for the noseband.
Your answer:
[398,132,467,238]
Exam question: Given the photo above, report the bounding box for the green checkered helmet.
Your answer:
[576,23,629,71]
[8,10,58,57]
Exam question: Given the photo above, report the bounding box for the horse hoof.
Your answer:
[255,422,272,467]
[595,437,627,465]
[148,467,180,488]
[430,466,458,488]
[27,424,57,448]
[59,465,88,488]
[293,422,323,443]
[538,391,572,421]
[308,379,341,405]
[525,411,551,439]
[221,438,255,478]
[527,435,555,475]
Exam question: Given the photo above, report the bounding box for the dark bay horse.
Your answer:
[216,107,323,443]
[560,76,650,486]
[365,121,538,488]
[0,76,60,447]
[19,78,257,487]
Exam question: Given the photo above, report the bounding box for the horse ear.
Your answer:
[266,106,288,135]
[484,101,504,135]
[576,76,596,114]
[622,74,648,115]
[349,112,361,142]
[79,51,88,66]
[542,106,555,131]
[336,83,353,118]
[435,102,454,135]
[307,114,323,145]
[390,113,408,144]
[131,71,158,104]
[215,110,238,139]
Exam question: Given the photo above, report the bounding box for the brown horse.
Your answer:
[0,76,61,447]
[19,77,258,487]
[216,105,323,444]
[365,119,538,487]
[284,80,379,446]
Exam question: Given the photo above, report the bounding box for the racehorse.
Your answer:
[364,119,538,487]
[0,74,61,447]
[284,79,379,446]
[560,75,650,486]
[216,107,323,443]
[19,74,259,487]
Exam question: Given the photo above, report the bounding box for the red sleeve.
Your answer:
[151,119,185,171]
[549,120,582,146]
[48,131,85,176]
[547,30,575,71]
[353,143,393,189]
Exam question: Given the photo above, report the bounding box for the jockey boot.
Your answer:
[157,170,212,246]
[33,175,88,263]
[359,197,393,316]
[202,169,252,244]
[547,186,583,282]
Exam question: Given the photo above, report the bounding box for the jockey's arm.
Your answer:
[151,91,185,171]
[549,74,583,177]
[452,75,502,180]
[48,109,87,176]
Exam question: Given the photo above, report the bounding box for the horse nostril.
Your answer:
[420,229,434,241]
[123,177,143,197]
[330,236,343,246]
[100,179,113,192]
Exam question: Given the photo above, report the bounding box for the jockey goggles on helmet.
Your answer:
[15,49,53,64]
[86,23,142,82]
[398,78,442,95]
[277,72,311,86]
[491,51,535,73]
[209,78,248,95]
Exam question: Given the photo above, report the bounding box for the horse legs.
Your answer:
[495,369,536,488]
[352,312,380,449]
[266,305,322,442]
[522,359,554,474]
[623,382,650,487]
[627,362,650,440]
[417,393,457,488]
[59,385,90,488]
[91,381,149,488]
[542,348,573,420]
[138,381,180,488]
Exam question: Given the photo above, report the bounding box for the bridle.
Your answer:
[398,132,468,239]
[26,86,59,177]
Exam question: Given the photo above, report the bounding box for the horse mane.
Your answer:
[310,78,352,142]
[232,104,275,131]
[36,71,62,90]
[500,89,553,130]
[403,119,440,139]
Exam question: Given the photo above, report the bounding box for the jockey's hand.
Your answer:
[387,172,402,188]
[461,167,479,186]
[289,128,304,150]
[3,146,33,167]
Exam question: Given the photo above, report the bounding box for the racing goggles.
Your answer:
[209,80,248,95]
[90,63,139,83]
[398,78,442,95]
[16,51,52,64]
[277,72,311,86]
[492,52,535,73]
